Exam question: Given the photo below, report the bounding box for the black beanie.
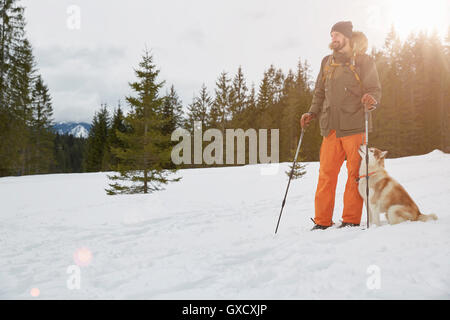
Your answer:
[330,21,353,39]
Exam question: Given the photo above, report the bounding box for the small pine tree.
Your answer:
[285,161,306,180]
[106,49,181,195]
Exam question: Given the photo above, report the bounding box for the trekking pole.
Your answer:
[364,107,370,229]
[274,128,305,235]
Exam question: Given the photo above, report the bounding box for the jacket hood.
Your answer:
[328,31,368,55]
[350,31,368,54]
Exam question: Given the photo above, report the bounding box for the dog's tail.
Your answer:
[417,213,438,222]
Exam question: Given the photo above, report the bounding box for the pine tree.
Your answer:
[371,25,403,157]
[257,67,274,116]
[183,84,213,168]
[103,101,128,170]
[240,83,257,129]
[296,60,320,162]
[256,65,284,129]
[106,49,181,195]
[0,0,26,176]
[228,66,248,127]
[83,104,110,172]
[185,83,211,132]
[0,0,25,107]
[209,71,231,132]
[30,75,54,173]
[161,85,184,168]
[280,69,298,161]
[443,27,450,151]
[7,38,36,175]
[162,85,184,135]
[424,31,446,153]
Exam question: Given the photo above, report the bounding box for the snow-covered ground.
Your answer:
[1,150,449,299]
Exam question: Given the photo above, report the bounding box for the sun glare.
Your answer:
[388,0,449,39]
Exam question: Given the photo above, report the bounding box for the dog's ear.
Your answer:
[381,151,388,158]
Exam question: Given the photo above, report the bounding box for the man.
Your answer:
[300,21,381,230]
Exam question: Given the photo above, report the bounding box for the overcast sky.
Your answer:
[21,0,449,123]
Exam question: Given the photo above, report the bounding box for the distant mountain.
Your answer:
[53,122,91,138]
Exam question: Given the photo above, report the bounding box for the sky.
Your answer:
[21,0,449,123]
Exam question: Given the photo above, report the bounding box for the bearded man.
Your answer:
[300,21,381,230]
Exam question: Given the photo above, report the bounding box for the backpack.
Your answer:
[321,54,362,89]
[322,31,369,93]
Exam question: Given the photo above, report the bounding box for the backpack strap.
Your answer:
[321,55,334,84]
[348,54,362,89]
[322,54,362,89]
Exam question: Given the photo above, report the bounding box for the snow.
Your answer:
[53,122,90,138]
[69,125,89,138]
[0,150,449,299]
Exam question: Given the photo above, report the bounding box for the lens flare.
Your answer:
[73,247,93,267]
[388,0,449,39]
[30,288,40,297]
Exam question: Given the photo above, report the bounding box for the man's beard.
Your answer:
[330,38,347,52]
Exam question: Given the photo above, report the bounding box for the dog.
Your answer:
[357,145,437,226]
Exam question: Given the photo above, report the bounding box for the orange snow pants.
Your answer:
[314,130,365,226]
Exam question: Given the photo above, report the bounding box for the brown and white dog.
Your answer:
[357,146,437,226]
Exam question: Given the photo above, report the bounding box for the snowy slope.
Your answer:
[53,122,91,138]
[0,150,449,299]
[68,125,89,138]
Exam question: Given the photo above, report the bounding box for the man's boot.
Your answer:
[310,218,332,231]
[338,222,360,228]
